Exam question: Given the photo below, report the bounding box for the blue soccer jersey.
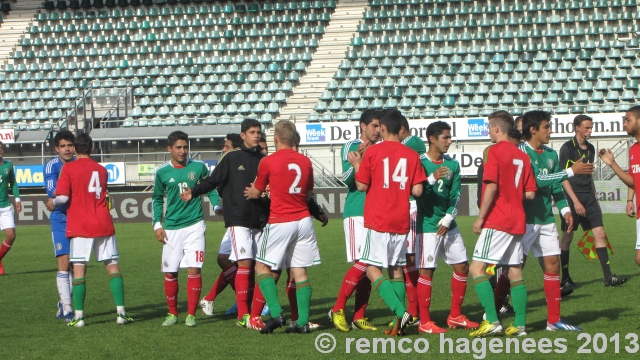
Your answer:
[44,157,71,228]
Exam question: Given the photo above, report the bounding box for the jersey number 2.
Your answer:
[382,157,408,189]
[288,163,302,194]
[88,171,102,199]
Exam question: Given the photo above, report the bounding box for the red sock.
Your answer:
[286,279,298,322]
[250,282,266,318]
[0,241,11,260]
[544,272,561,324]
[204,272,227,301]
[450,271,467,318]
[417,275,432,323]
[494,272,510,311]
[353,276,371,321]
[235,266,251,319]
[187,274,202,316]
[164,276,179,316]
[225,265,237,291]
[404,266,419,318]
[332,262,366,312]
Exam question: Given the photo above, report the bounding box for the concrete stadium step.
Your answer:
[0,0,42,66]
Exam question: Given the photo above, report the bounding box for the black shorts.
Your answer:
[560,192,604,232]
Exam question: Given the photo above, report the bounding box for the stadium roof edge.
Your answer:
[14,131,49,144]
[89,125,241,141]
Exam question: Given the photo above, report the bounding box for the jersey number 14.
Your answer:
[382,157,408,190]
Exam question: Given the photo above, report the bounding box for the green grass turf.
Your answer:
[1,215,639,359]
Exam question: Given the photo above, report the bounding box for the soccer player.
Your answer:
[44,130,75,321]
[0,141,22,275]
[350,110,426,336]
[598,105,640,269]
[153,131,219,327]
[469,110,537,337]
[559,115,627,287]
[181,118,268,329]
[259,133,268,155]
[518,110,592,333]
[414,121,479,334]
[329,109,381,332]
[52,133,133,327]
[244,120,319,334]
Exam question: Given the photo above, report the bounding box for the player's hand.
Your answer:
[598,149,615,166]
[570,159,594,175]
[472,217,484,235]
[574,201,586,217]
[434,166,450,180]
[436,225,448,237]
[155,228,168,244]
[563,212,574,233]
[180,188,193,201]
[357,140,370,156]
[627,201,636,218]
[318,213,329,227]
[215,208,223,216]
[45,198,55,212]
[15,201,21,214]
[348,151,362,168]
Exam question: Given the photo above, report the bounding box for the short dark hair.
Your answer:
[293,131,301,147]
[359,109,381,126]
[259,133,267,143]
[508,128,523,142]
[522,110,551,140]
[167,131,188,147]
[226,133,242,148]
[74,133,93,155]
[426,121,451,144]
[241,118,261,133]
[628,105,640,119]
[488,110,514,134]
[573,114,592,129]
[379,109,404,135]
[54,130,75,147]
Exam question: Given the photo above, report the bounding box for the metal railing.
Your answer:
[99,81,135,129]
[594,136,635,180]
[301,149,345,187]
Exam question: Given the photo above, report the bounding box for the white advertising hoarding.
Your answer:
[99,162,126,185]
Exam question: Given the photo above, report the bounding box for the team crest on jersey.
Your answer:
[547,159,554,169]
[427,255,434,263]
[240,247,246,254]
[188,171,196,181]
[56,243,62,251]
[446,172,452,180]
[3,169,7,174]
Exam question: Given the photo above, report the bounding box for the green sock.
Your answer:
[373,277,406,318]
[109,273,125,307]
[72,278,86,312]
[510,280,528,327]
[473,276,498,323]
[295,280,311,326]
[390,277,406,306]
[257,273,282,317]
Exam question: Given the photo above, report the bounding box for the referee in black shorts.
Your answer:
[559,115,627,289]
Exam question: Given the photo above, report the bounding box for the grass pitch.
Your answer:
[1,214,639,359]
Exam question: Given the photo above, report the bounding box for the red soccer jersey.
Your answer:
[355,141,427,234]
[254,149,313,223]
[56,158,115,238]
[481,141,537,235]
[629,143,640,219]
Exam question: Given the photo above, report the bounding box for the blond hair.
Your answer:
[274,120,297,146]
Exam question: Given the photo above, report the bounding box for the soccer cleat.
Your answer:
[116,313,134,325]
[261,303,271,316]
[247,316,265,331]
[0,260,4,275]
[384,311,412,336]
[308,321,321,330]
[604,275,628,287]
[505,325,527,336]
[447,315,479,330]
[561,283,574,297]
[546,320,582,332]
[384,317,401,336]
[56,301,64,319]
[162,313,178,326]
[285,323,311,334]
[225,302,238,315]
[236,313,250,328]
[469,320,503,337]
[62,311,75,323]
[418,321,448,334]
[260,314,286,334]
[328,309,350,332]
[561,276,576,288]
[388,316,419,327]
[351,318,378,331]
[499,303,514,314]
[185,314,197,327]
[200,298,214,316]
[68,316,85,327]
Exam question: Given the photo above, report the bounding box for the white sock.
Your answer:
[56,271,73,313]
[117,306,125,315]
[75,310,84,318]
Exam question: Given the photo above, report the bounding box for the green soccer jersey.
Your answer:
[402,135,427,201]
[518,142,570,225]
[342,139,365,218]
[416,154,460,233]
[0,159,19,208]
[152,159,218,230]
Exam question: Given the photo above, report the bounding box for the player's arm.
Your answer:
[307,193,329,226]
[8,164,21,213]
[551,154,571,216]
[473,181,497,234]
[354,150,370,192]
[151,171,169,243]
[341,143,358,187]
[627,187,636,217]
[52,166,70,206]
[201,165,222,211]
[442,165,461,225]
[245,160,269,199]
[522,158,538,199]
[599,148,635,188]
[411,154,426,198]
[186,156,228,200]
[44,162,57,199]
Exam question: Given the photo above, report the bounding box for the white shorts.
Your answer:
[636,219,640,250]
[219,229,231,255]
[70,235,119,262]
[472,228,523,265]
[228,226,261,262]
[256,217,321,269]
[0,205,15,230]
[521,223,561,258]
[415,228,468,269]
[406,200,418,254]
[162,220,206,272]
[344,216,366,262]
[360,229,407,268]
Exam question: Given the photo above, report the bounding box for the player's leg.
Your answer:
[591,226,627,286]
[443,229,478,330]
[95,235,132,324]
[161,227,184,325]
[404,202,420,321]
[67,236,93,327]
[228,226,258,324]
[0,206,17,274]
[53,229,74,321]
[201,229,236,315]
[414,232,443,333]
[181,221,206,326]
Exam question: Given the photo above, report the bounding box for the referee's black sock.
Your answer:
[596,247,613,279]
[560,250,570,280]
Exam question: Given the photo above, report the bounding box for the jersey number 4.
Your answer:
[382,157,408,190]
[88,171,102,199]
